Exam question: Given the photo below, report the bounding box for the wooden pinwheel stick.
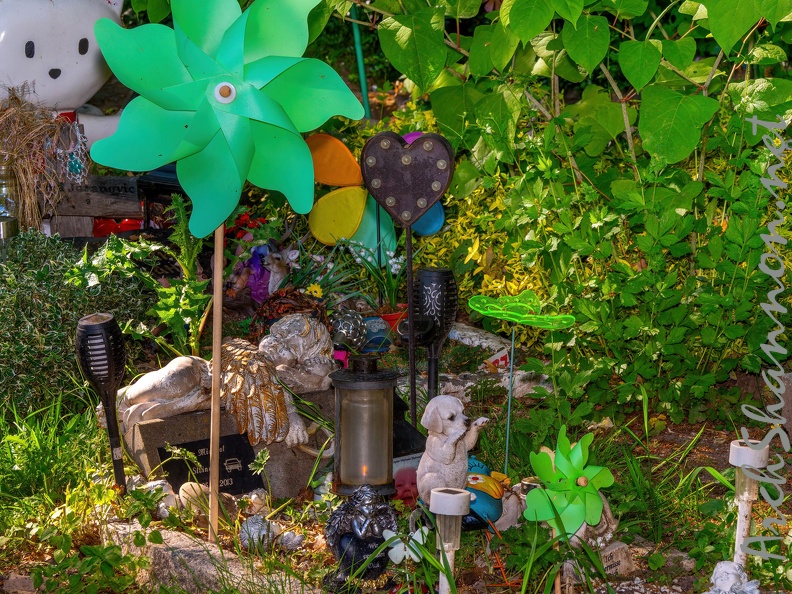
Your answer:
[209,224,224,543]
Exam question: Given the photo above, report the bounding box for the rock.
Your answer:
[2,572,36,594]
[241,488,270,515]
[397,369,551,403]
[570,493,618,548]
[278,531,305,551]
[600,541,636,576]
[139,479,179,519]
[448,323,510,352]
[239,515,282,551]
[666,548,696,573]
[104,520,317,593]
[178,482,239,527]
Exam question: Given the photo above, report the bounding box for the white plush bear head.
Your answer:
[0,0,123,111]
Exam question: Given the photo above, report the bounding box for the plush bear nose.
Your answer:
[464,416,470,427]
[49,69,61,79]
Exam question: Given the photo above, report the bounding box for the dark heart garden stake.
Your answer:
[360,131,455,425]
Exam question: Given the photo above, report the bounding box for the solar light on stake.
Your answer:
[729,439,769,567]
[430,487,470,594]
[75,313,126,493]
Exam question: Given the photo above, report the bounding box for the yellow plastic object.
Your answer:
[307,133,363,187]
[308,186,367,245]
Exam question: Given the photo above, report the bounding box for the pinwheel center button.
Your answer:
[576,476,589,487]
[214,82,237,104]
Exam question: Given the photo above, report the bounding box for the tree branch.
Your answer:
[599,64,639,181]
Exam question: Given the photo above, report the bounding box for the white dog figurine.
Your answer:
[417,395,489,505]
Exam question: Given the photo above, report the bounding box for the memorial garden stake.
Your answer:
[89,0,363,540]
[468,290,574,474]
[360,131,454,424]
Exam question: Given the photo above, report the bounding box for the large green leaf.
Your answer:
[601,0,648,18]
[430,83,485,147]
[661,37,696,70]
[147,0,171,23]
[561,15,610,73]
[500,0,555,42]
[474,87,522,162]
[439,0,481,18]
[639,85,719,163]
[490,22,521,72]
[552,0,584,26]
[378,8,446,92]
[726,78,792,143]
[705,0,762,52]
[564,85,636,155]
[618,40,661,91]
[757,0,792,28]
[469,26,494,77]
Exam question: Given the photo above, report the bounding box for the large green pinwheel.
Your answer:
[90,0,364,238]
[523,425,615,537]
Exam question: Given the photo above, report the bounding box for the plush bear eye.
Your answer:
[25,41,35,58]
[448,414,455,421]
[78,38,89,55]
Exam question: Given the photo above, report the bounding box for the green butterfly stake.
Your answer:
[468,290,574,474]
[91,0,363,238]
[523,425,614,538]
[90,0,364,541]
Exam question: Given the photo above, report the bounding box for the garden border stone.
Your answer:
[104,520,319,594]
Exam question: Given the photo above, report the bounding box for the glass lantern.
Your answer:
[330,355,398,496]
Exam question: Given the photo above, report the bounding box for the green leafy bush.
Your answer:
[330,0,792,421]
[0,231,151,416]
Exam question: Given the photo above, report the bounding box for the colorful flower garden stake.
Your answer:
[89,0,364,541]
[522,425,615,537]
[468,290,574,473]
[90,0,363,238]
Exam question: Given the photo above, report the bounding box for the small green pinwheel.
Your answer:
[468,290,575,329]
[90,0,364,238]
[523,425,615,537]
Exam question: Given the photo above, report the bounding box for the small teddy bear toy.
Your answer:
[0,0,124,147]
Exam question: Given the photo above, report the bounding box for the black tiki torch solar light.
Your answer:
[400,267,458,400]
[76,313,127,493]
[330,356,398,496]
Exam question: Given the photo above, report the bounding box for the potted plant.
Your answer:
[343,239,409,330]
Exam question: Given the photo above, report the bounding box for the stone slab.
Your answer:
[448,322,510,352]
[105,520,318,594]
[1,572,36,594]
[600,541,635,576]
[397,368,552,403]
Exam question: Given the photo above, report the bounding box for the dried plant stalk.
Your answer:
[0,85,90,229]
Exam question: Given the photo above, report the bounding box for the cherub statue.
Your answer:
[704,561,760,594]
[324,485,399,591]
[258,314,336,393]
[115,338,308,448]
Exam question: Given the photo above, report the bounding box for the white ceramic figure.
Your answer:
[0,0,123,146]
[704,561,760,594]
[416,395,489,505]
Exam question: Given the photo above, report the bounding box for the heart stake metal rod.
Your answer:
[208,224,224,543]
[405,227,416,425]
[359,131,456,425]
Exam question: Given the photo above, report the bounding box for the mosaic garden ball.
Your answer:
[330,310,367,350]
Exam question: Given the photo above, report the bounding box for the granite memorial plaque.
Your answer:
[157,433,263,495]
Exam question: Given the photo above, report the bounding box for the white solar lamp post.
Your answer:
[429,487,471,594]
[729,439,770,567]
